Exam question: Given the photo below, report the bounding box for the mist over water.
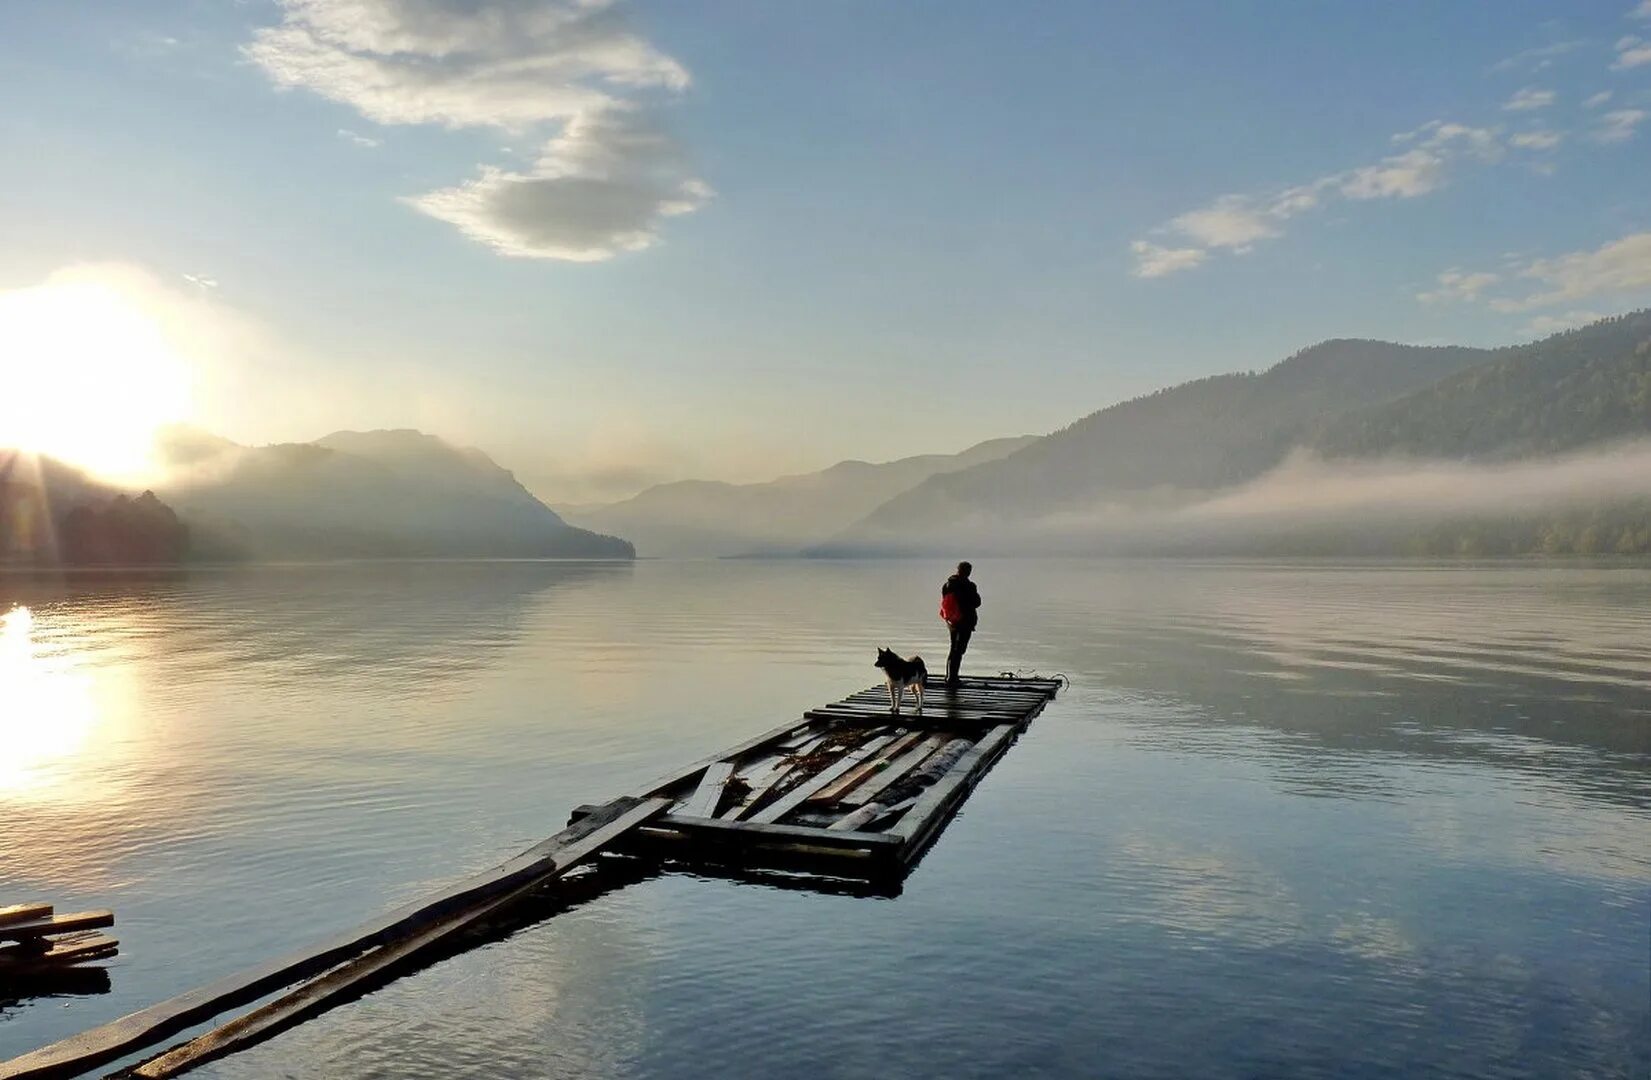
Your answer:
[0,559,1647,1078]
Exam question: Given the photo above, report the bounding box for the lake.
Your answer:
[1,559,1647,1078]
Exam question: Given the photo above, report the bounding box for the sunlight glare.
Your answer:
[0,605,99,799]
[0,275,192,483]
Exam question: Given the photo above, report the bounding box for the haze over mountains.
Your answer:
[5,312,1647,565]
[558,436,1035,557]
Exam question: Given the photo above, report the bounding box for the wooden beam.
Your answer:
[838,733,949,808]
[0,798,663,1080]
[0,904,52,929]
[890,724,1018,860]
[129,797,671,1080]
[0,912,113,942]
[571,808,901,851]
[749,735,894,825]
[621,718,813,799]
[808,731,923,803]
[678,761,735,819]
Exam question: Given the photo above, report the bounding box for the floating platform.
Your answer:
[571,674,1063,880]
[1,674,1061,1080]
[0,904,118,986]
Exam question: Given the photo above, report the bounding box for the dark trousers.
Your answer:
[946,621,974,683]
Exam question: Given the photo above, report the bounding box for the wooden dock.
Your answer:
[570,674,1063,879]
[0,674,1061,1080]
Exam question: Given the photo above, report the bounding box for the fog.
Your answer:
[850,441,1651,556]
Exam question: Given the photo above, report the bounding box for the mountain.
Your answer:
[160,428,633,560]
[1309,310,1651,460]
[821,312,1651,555]
[0,451,188,564]
[561,436,1037,557]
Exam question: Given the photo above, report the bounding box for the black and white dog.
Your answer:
[875,647,928,714]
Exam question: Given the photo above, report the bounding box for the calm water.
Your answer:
[1,559,1647,1078]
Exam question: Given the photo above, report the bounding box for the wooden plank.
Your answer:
[720,755,808,821]
[567,806,902,851]
[678,761,735,819]
[749,735,895,825]
[0,912,113,942]
[838,733,949,808]
[808,731,924,803]
[0,934,118,966]
[890,724,1018,859]
[0,798,663,1080]
[621,718,813,799]
[132,797,672,1080]
[0,904,52,928]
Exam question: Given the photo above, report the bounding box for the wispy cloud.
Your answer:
[1489,40,1582,74]
[1518,309,1607,337]
[1417,270,1500,305]
[1502,86,1556,111]
[1486,231,1651,311]
[1614,34,1651,68]
[336,128,381,148]
[1584,90,1615,108]
[1131,122,1500,277]
[1129,241,1208,279]
[1509,130,1564,149]
[1590,108,1648,142]
[247,0,708,261]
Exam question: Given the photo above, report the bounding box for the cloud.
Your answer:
[1132,122,1500,273]
[1634,1,1651,17]
[1583,90,1614,108]
[1502,86,1556,111]
[407,107,712,260]
[1590,108,1648,142]
[247,0,705,261]
[1518,310,1606,337]
[1489,41,1582,73]
[1615,34,1651,68]
[1508,130,1563,149]
[336,127,381,148]
[181,273,219,290]
[1487,231,1651,311]
[1130,241,1208,278]
[1416,269,1500,304]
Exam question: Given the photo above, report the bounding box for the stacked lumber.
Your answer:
[0,903,118,978]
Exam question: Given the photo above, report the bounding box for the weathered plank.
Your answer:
[838,733,950,808]
[749,735,895,825]
[890,724,1019,860]
[0,798,662,1080]
[0,933,118,967]
[0,912,113,942]
[678,761,735,819]
[624,718,812,800]
[570,806,901,851]
[0,904,52,929]
[808,731,923,803]
[130,797,672,1080]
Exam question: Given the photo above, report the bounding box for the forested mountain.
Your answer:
[819,311,1651,556]
[0,452,188,564]
[160,428,633,560]
[1310,311,1651,460]
[561,436,1036,557]
[824,339,1497,548]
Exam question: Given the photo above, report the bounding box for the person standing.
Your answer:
[939,561,981,686]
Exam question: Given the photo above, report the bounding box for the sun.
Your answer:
[0,273,193,484]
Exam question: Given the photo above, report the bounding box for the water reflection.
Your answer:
[0,606,119,803]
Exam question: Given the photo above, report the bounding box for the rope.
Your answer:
[997,668,1071,690]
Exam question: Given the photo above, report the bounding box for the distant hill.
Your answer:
[562,436,1037,557]
[0,452,188,564]
[160,427,633,560]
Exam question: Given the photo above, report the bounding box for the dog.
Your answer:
[874,646,928,714]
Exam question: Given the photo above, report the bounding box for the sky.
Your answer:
[2,0,1650,502]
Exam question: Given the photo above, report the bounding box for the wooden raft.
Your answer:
[0,904,118,982]
[571,674,1063,878]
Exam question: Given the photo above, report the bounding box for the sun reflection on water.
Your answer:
[0,605,101,799]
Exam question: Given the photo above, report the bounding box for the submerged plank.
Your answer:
[838,733,949,808]
[623,718,813,800]
[131,797,672,1080]
[0,934,118,967]
[809,731,924,803]
[0,798,660,1080]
